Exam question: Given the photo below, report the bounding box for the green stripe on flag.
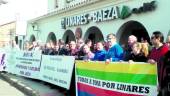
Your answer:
[76,68,157,85]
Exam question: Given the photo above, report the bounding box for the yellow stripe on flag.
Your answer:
[75,61,157,75]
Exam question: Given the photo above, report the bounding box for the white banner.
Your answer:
[5,50,16,73]
[9,50,42,79]
[39,55,75,89]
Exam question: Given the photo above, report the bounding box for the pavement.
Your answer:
[0,72,37,96]
[0,75,26,96]
[0,72,66,96]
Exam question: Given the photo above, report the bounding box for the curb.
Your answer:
[0,72,40,96]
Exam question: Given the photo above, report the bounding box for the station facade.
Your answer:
[26,0,170,45]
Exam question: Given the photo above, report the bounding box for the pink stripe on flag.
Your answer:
[77,83,142,96]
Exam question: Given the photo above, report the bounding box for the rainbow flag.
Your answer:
[75,61,157,96]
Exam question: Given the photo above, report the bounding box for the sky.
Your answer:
[0,0,48,25]
[0,0,48,35]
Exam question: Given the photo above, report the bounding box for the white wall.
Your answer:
[27,0,170,43]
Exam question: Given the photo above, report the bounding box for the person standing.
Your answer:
[58,39,68,55]
[93,42,106,61]
[123,35,137,61]
[147,31,169,95]
[68,41,78,56]
[105,33,123,62]
[128,42,148,62]
[76,39,85,60]
[83,44,94,61]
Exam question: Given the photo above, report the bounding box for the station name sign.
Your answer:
[61,1,156,29]
[61,6,119,29]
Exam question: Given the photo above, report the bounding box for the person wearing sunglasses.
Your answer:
[147,31,169,95]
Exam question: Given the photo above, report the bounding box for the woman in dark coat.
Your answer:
[128,42,148,62]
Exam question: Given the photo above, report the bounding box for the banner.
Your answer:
[8,50,42,79]
[5,50,17,73]
[39,55,75,89]
[0,49,6,71]
[76,61,157,96]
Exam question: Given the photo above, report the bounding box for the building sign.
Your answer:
[119,5,131,19]
[120,1,156,19]
[61,13,89,28]
[132,1,156,14]
[61,1,156,29]
[61,6,119,29]
[90,6,119,22]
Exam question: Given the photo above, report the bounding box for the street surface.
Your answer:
[0,76,26,96]
[8,74,65,96]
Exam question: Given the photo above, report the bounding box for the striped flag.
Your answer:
[76,61,157,96]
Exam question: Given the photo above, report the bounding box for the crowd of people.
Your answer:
[6,31,170,95]
[23,32,170,63]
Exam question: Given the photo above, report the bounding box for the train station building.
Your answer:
[26,0,170,45]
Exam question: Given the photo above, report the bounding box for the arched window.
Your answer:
[62,30,75,44]
[46,32,57,44]
[84,26,104,44]
[117,20,150,45]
